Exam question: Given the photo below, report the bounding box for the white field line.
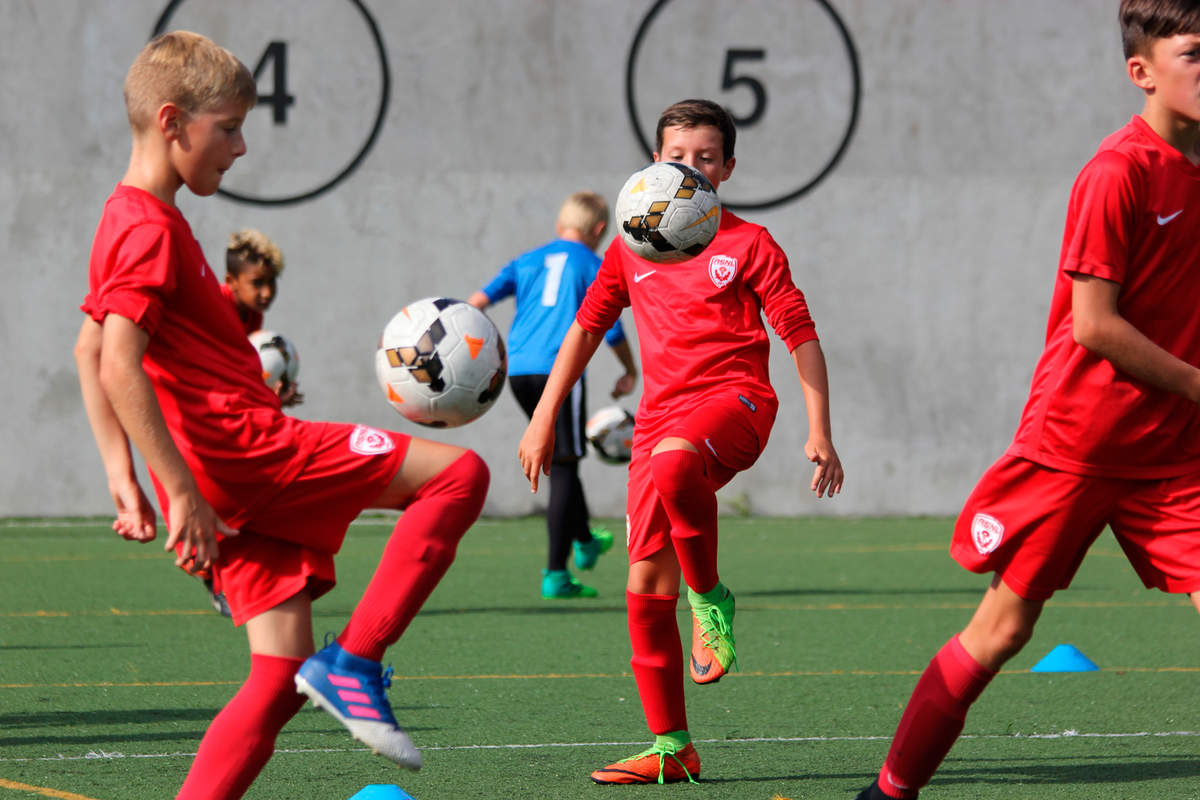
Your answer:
[2,730,1198,764]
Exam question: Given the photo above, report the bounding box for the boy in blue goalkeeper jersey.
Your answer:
[470,191,638,598]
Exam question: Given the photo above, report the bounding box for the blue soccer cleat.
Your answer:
[574,526,614,571]
[294,640,422,769]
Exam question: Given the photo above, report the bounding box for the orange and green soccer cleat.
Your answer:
[688,586,737,684]
[590,742,701,785]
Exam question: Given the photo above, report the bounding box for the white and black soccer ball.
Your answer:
[375,297,507,428]
[248,329,299,391]
[586,405,635,464]
[615,161,721,264]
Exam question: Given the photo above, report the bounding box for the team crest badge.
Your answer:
[708,255,737,288]
[349,424,395,456]
[971,512,1005,555]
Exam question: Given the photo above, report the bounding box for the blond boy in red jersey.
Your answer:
[75,31,488,799]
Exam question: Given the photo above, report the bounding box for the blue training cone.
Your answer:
[348,786,416,800]
[1031,643,1099,673]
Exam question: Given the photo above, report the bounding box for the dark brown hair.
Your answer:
[1120,0,1200,58]
[655,99,737,162]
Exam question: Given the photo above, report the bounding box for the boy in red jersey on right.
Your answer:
[856,2,1200,798]
[75,31,488,799]
[520,98,844,784]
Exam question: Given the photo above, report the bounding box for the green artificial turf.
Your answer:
[1,517,1196,799]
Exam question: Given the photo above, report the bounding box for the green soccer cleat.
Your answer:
[688,586,737,684]
[573,526,614,571]
[541,568,598,599]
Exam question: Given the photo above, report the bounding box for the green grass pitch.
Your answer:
[1,516,1197,799]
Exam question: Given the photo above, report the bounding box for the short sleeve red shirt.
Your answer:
[1008,116,1200,478]
[81,185,314,525]
[577,210,817,436]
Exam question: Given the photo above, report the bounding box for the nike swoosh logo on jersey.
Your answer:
[633,270,657,283]
[1157,209,1183,225]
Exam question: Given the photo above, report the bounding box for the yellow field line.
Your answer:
[0,554,163,563]
[3,595,1187,620]
[4,664,1198,691]
[0,778,101,800]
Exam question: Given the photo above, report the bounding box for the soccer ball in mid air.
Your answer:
[248,330,299,392]
[615,161,721,263]
[375,297,507,428]
[586,405,635,464]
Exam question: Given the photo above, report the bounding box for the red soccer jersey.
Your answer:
[80,185,314,526]
[220,282,263,334]
[1008,116,1200,478]
[577,210,817,436]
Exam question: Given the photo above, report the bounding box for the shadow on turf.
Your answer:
[932,754,1200,786]
[316,604,628,619]
[737,586,983,598]
[1,643,143,651]
[0,707,436,740]
[763,755,1200,791]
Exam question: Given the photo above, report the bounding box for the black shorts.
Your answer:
[509,373,587,463]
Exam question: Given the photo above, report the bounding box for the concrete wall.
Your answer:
[2,0,1140,518]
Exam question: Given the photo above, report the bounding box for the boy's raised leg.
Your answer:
[649,445,737,683]
[295,441,489,768]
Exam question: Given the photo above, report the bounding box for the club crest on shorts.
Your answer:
[349,424,395,456]
[971,512,1005,555]
[708,254,737,288]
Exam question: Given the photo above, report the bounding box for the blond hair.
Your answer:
[123,31,256,132]
[557,191,609,236]
[226,229,285,276]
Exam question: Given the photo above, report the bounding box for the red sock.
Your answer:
[877,635,996,798]
[650,449,718,593]
[176,654,306,800]
[339,451,489,662]
[626,591,687,734]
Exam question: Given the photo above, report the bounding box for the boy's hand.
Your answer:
[164,489,239,571]
[805,437,844,498]
[518,418,555,493]
[278,380,304,407]
[109,478,157,542]
[611,372,637,398]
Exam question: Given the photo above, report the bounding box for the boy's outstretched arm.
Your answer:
[75,317,157,541]
[1072,273,1200,402]
[518,321,604,491]
[98,314,236,570]
[792,339,844,498]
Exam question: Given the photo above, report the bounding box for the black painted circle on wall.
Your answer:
[153,0,390,206]
[625,0,860,211]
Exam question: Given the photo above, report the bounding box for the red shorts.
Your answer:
[950,455,1200,600]
[626,391,776,563]
[211,422,409,625]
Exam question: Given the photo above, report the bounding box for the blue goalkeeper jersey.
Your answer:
[481,238,626,376]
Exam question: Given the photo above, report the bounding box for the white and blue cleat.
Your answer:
[295,640,423,770]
